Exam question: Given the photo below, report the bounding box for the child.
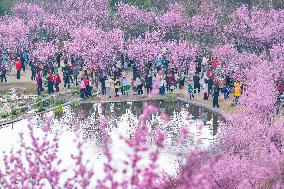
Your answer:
[188,84,194,100]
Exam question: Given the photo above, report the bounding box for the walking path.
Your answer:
[0,66,237,114]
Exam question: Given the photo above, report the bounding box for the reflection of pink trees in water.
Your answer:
[0,101,175,188]
[51,101,216,149]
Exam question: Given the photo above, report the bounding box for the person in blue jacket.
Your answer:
[188,84,194,100]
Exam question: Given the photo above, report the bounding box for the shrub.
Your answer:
[22,88,30,95]
[163,92,177,103]
[69,98,80,107]
[0,112,10,118]
[55,99,66,106]
[20,107,28,113]
[43,98,52,107]
[11,107,18,116]
[54,105,64,117]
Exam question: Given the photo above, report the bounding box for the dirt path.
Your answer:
[0,66,71,93]
[0,67,236,113]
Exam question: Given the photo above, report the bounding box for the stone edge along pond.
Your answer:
[0,96,224,129]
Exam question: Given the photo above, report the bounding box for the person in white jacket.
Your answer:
[105,76,112,98]
[203,79,209,100]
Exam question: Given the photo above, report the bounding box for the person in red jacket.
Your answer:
[47,70,54,94]
[54,72,61,93]
[15,59,22,79]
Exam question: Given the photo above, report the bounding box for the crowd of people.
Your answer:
[1,47,277,108]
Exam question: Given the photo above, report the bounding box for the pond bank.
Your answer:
[0,94,225,127]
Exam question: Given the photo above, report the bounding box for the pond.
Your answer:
[71,100,219,148]
[0,100,221,184]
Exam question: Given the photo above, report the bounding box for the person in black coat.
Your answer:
[100,74,107,95]
[30,61,37,80]
[145,75,153,94]
[0,63,7,83]
[132,64,139,80]
[56,53,61,68]
[193,72,200,94]
[213,85,220,108]
[208,78,213,96]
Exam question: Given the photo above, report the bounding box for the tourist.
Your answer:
[89,77,94,96]
[70,61,75,83]
[0,63,7,83]
[136,77,143,96]
[20,49,29,72]
[166,73,175,92]
[145,74,153,94]
[234,80,241,105]
[87,68,92,79]
[188,84,194,100]
[54,61,59,73]
[169,73,175,92]
[193,72,200,94]
[207,77,213,97]
[132,64,139,80]
[47,71,54,94]
[63,68,71,90]
[15,58,22,80]
[223,85,229,100]
[73,64,79,86]
[100,74,107,95]
[56,52,61,68]
[121,76,128,95]
[203,79,209,100]
[174,72,180,89]
[179,72,185,89]
[30,60,36,81]
[80,78,86,98]
[155,54,163,72]
[105,76,112,98]
[36,73,43,96]
[54,72,61,93]
[114,77,121,97]
[114,67,120,80]
[131,78,137,95]
[213,84,220,108]
[160,77,166,96]
[84,76,90,97]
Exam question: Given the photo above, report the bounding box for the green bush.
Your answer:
[22,88,30,95]
[54,105,64,117]
[70,99,80,107]
[20,107,28,113]
[36,107,46,113]
[11,107,18,116]
[1,112,10,118]
[43,98,52,107]
[163,92,177,103]
[55,99,65,106]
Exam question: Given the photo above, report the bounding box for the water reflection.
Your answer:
[0,100,221,178]
[51,100,220,153]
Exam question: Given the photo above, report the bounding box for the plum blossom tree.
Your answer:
[116,2,156,31]
[225,4,284,55]
[1,0,284,188]
[64,26,124,67]
[156,3,188,30]
[0,18,29,53]
[30,42,57,67]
